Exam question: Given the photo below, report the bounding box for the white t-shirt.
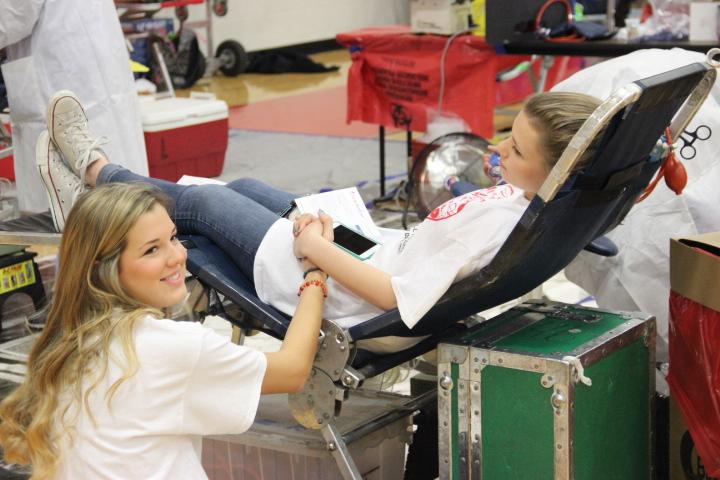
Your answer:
[254,184,528,331]
[53,316,267,480]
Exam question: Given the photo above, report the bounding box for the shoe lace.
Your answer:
[51,152,85,197]
[56,110,108,182]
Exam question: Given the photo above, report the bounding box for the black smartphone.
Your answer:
[333,223,379,259]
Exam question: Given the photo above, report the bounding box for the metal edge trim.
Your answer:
[438,360,453,480]
[537,84,643,202]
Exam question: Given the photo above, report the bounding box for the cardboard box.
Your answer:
[668,232,720,477]
[140,97,229,182]
[410,0,473,35]
[438,300,656,479]
[670,231,720,313]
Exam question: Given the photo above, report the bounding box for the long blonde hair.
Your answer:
[0,183,173,479]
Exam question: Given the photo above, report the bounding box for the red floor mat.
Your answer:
[228,87,397,138]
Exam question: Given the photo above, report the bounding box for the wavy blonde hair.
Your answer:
[0,183,173,479]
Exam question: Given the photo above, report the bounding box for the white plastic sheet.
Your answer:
[553,48,720,364]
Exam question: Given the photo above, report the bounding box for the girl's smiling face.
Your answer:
[118,204,188,309]
[492,109,549,199]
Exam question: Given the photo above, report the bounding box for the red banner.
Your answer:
[337,26,582,138]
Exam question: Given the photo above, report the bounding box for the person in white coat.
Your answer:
[0,0,148,213]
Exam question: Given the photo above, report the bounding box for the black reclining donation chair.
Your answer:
[183,59,717,362]
[0,53,717,480]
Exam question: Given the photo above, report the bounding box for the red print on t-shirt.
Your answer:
[426,185,515,221]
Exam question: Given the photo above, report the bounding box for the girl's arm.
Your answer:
[262,269,326,394]
[294,216,397,311]
[261,217,330,394]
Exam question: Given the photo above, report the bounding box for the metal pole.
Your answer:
[537,55,555,93]
[152,42,175,98]
[321,423,363,480]
[379,126,386,197]
[406,129,413,177]
[205,0,214,57]
[606,0,616,33]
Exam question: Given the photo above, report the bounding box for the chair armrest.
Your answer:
[583,235,618,257]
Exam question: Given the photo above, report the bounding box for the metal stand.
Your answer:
[116,0,223,83]
[321,424,363,480]
[186,0,218,76]
[376,127,412,200]
[284,319,375,479]
[535,55,556,93]
[379,126,385,197]
[116,0,212,52]
[150,42,176,98]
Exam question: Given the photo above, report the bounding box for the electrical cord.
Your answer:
[437,30,470,113]
[402,31,469,228]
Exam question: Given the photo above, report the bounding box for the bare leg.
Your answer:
[85,156,109,187]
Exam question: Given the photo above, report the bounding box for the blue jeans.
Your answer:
[98,164,295,282]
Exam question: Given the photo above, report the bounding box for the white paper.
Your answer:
[176,175,227,186]
[294,187,381,240]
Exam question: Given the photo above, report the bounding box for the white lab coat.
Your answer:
[1,0,148,212]
[552,48,720,365]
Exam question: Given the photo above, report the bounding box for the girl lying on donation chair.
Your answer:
[0,182,331,478]
[35,90,603,353]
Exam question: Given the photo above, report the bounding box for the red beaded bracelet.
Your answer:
[298,279,328,298]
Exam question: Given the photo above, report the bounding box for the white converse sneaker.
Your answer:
[36,130,84,232]
[47,90,107,184]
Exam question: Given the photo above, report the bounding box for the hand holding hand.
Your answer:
[292,213,316,238]
[317,211,333,242]
[293,211,334,272]
[293,214,317,256]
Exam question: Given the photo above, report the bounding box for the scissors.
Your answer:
[678,125,711,160]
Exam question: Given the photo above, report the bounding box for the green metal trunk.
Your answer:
[437,300,655,479]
